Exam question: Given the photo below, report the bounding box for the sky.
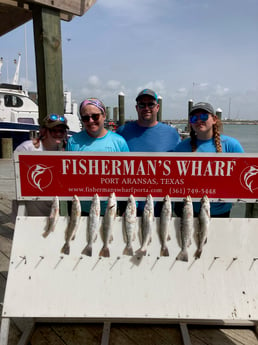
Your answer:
[1,0,258,120]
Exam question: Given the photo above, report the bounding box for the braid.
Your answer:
[212,117,223,152]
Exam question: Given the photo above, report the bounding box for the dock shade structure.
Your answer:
[0,0,97,36]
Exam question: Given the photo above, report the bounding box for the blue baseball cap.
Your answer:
[136,89,158,102]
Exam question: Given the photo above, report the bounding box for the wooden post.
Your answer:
[106,106,111,121]
[216,107,222,120]
[187,99,193,132]
[157,96,162,122]
[32,5,64,125]
[1,138,13,158]
[113,107,118,122]
[118,92,125,125]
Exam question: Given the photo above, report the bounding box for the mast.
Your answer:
[12,53,21,85]
[0,57,3,80]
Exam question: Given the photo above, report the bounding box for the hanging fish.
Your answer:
[176,195,193,262]
[99,192,117,257]
[135,194,154,256]
[123,194,137,256]
[42,196,59,238]
[159,195,172,257]
[195,195,210,259]
[61,195,81,255]
[81,194,100,257]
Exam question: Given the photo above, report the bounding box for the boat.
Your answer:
[0,54,81,151]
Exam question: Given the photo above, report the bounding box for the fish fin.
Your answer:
[176,249,188,262]
[135,248,147,256]
[148,237,152,245]
[123,246,134,256]
[187,238,192,247]
[61,243,70,255]
[71,234,76,241]
[160,246,169,257]
[109,234,114,243]
[99,246,110,257]
[194,249,202,259]
[167,234,171,241]
[93,233,98,243]
[81,245,92,257]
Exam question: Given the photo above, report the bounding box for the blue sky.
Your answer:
[1,0,258,120]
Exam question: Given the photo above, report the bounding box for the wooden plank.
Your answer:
[0,318,10,345]
[180,323,192,345]
[101,322,111,345]
[189,326,258,345]
[28,0,96,16]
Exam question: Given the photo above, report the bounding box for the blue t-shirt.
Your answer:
[66,130,129,214]
[116,121,181,152]
[174,134,244,216]
[66,130,129,152]
[117,121,181,215]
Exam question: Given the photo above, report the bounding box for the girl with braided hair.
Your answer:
[174,101,244,217]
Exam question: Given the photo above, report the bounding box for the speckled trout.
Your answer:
[42,196,59,238]
[159,195,172,257]
[61,195,81,255]
[123,194,137,256]
[176,195,193,262]
[81,194,100,257]
[99,192,117,257]
[136,194,154,256]
[195,195,210,259]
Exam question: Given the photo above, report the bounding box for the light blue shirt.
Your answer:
[174,134,244,216]
[66,130,129,214]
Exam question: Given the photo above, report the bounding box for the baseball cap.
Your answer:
[190,102,214,116]
[42,114,69,129]
[136,89,158,102]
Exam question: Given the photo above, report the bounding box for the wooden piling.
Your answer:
[1,138,13,159]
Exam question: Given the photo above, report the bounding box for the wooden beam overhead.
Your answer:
[0,0,96,36]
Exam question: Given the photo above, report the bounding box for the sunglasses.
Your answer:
[137,102,157,109]
[47,114,66,122]
[81,113,102,122]
[190,113,210,124]
[49,128,67,134]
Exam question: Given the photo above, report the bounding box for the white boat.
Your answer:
[0,54,81,150]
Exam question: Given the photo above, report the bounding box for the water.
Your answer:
[223,124,258,153]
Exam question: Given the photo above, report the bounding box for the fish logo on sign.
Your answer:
[27,164,53,191]
[240,165,258,193]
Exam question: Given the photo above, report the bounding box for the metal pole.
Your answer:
[187,99,193,132]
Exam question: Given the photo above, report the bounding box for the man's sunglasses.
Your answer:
[190,113,210,124]
[137,102,157,109]
[47,114,66,122]
[81,113,102,122]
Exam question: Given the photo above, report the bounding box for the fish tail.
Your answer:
[135,248,147,256]
[99,246,110,257]
[61,243,70,255]
[123,245,134,256]
[42,231,50,238]
[160,246,169,257]
[81,244,92,257]
[194,248,202,259]
[176,249,188,262]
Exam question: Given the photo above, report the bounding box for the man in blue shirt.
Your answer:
[117,89,181,215]
[117,88,180,152]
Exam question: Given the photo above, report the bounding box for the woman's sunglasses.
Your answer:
[190,113,210,124]
[81,113,101,122]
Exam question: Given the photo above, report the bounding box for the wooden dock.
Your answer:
[1,159,258,345]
